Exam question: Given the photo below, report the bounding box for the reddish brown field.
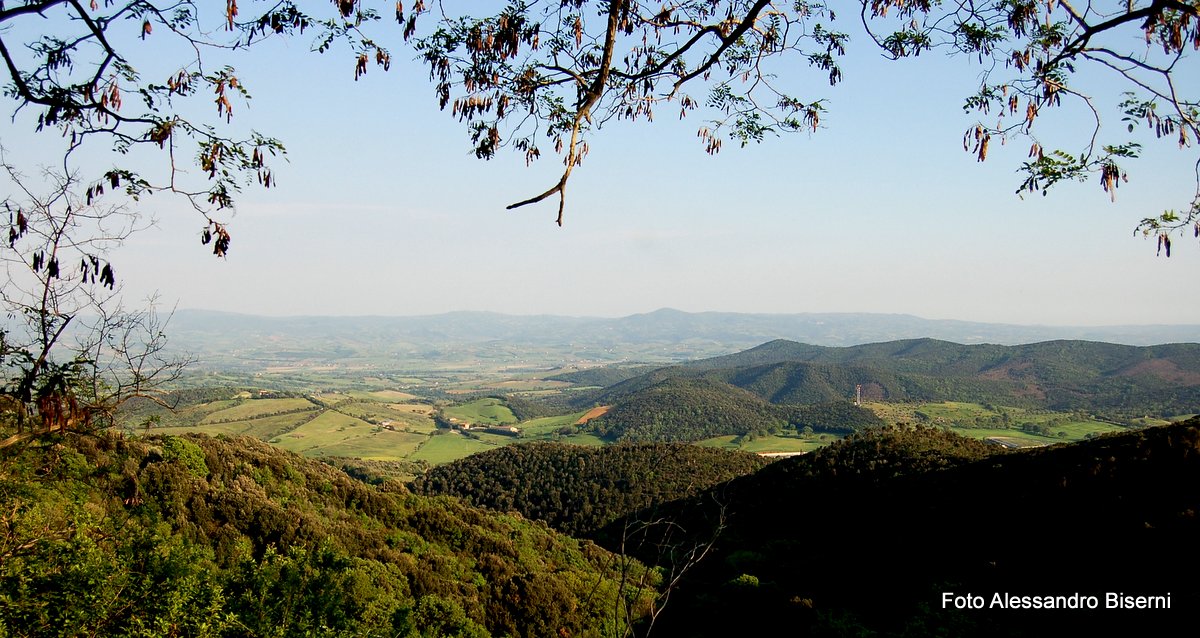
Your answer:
[575,406,612,425]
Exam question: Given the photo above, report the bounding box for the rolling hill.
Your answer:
[580,338,1200,416]
[586,378,789,442]
[602,419,1200,636]
[412,442,768,537]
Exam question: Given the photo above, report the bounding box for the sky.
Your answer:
[4,4,1200,328]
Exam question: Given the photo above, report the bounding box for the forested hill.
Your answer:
[411,443,768,537]
[577,338,1200,414]
[690,337,1200,379]
[0,432,653,637]
[588,378,787,442]
[572,376,881,442]
[609,420,1200,637]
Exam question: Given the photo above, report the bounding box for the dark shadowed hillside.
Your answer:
[610,420,1200,636]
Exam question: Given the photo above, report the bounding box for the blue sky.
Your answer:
[5,6,1199,327]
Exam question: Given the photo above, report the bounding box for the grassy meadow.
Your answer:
[409,432,500,464]
[697,433,834,454]
[199,398,318,423]
[441,397,518,426]
[865,400,1129,447]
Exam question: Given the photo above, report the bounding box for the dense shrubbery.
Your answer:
[412,442,767,537]
[0,432,654,637]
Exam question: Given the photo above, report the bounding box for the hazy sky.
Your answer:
[5,7,1199,327]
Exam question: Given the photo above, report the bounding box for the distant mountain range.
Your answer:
[164,308,1200,371]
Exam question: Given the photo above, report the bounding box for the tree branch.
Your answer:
[1046,0,1200,71]
[668,1,774,97]
[507,0,627,224]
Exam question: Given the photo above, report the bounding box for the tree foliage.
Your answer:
[0,431,655,636]
[412,441,767,537]
[409,0,1200,238]
[2,0,1196,243]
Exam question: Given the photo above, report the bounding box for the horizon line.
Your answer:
[165,307,1200,330]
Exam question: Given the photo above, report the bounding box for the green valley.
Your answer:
[7,332,1197,638]
[121,336,1200,465]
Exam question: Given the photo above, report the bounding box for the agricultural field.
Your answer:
[441,398,518,426]
[136,399,244,429]
[389,404,439,433]
[517,412,591,437]
[409,432,500,464]
[308,430,429,460]
[1133,414,1197,427]
[154,411,319,440]
[199,398,318,424]
[950,429,1054,448]
[126,389,607,466]
[477,379,573,392]
[129,383,1160,472]
[575,406,611,424]
[271,411,377,455]
[345,390,419,402]
[333,402,436,429]
[698,433,835,454]
[552,432,606,447]
[864,401,1129,445]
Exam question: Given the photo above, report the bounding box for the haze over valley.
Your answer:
[165,307,1200,375]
